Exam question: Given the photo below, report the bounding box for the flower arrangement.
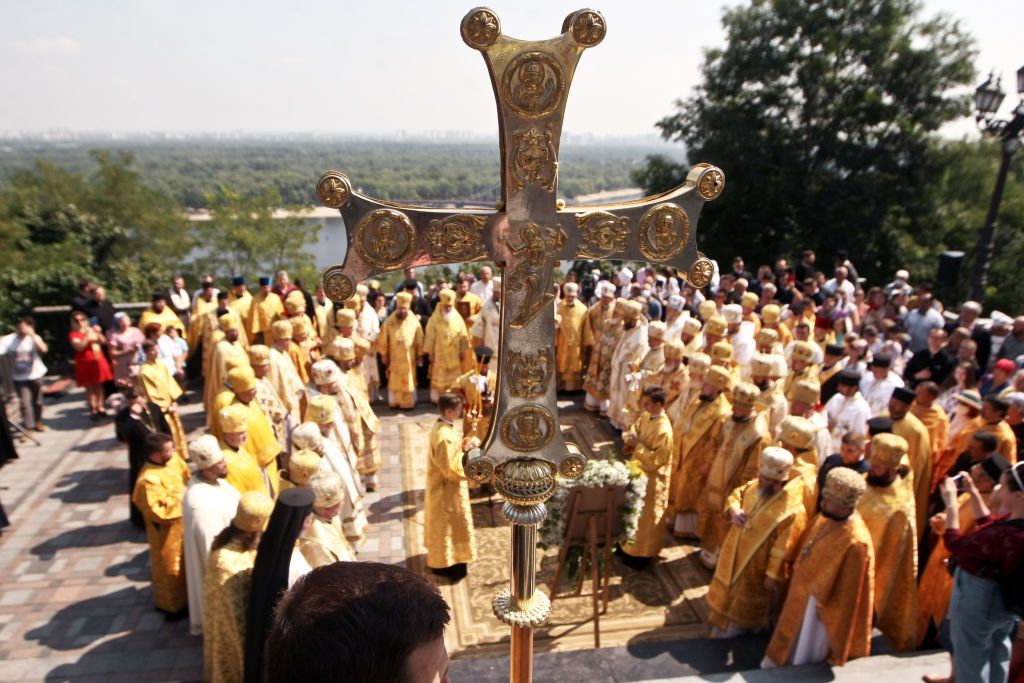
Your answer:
[538,454,648,550]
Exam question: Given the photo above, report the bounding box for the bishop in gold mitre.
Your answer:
[763,467,874,668]
[300,471,356,566]
[707,446,807,636]
[554,282,594,392]
[423,289,471,404]
[376,291,424,409]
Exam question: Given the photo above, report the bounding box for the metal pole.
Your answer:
[969,145,1015,302]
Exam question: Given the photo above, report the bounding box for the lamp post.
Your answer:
[968,66,1024,303]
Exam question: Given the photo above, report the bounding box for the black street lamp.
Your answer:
[968,66,1024,302]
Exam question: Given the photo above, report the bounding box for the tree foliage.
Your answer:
[640,0,977,283]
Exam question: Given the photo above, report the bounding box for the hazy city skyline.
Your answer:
[1,0,1021,140]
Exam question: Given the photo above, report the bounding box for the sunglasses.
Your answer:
[1012,463,1024,492]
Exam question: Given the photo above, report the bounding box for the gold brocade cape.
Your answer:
[375,312,424,393]
[423,310,472,391]
[300,513,356,567]
[582,317,623,401]
[888,412,932,537]
[765,512,874,667]
[268,346,305,419]
[754,381,788,437]
[132,456,190,613]
[699,414,770,554]
[555,298,594,386]
[203,540,256,683]
[246,290,284,339]
[336,372,382,476]
[707,478,807,630]
[669,392,731,518]
[783,365,819,402]
[622,412,674,558]
[424,419,476,568]
[858,474,918,652]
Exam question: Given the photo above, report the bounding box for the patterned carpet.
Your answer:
[400,406,713,659]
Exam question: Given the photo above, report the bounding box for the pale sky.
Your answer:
[0,0,1021,138]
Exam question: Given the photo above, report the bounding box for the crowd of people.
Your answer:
[6,251,1024,682]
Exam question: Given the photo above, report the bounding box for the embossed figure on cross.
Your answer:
[314,8,723,681]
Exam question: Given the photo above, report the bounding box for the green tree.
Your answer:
[193,187,320,280]
[0,152,190,326]
[641,0,976,281]
[630,154,688,195]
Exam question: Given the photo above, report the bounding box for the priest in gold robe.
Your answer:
[138,293,185,336]
[203,490,273,683]
[857,433,918,652]
[248,344,288,450]
[300,471,356,566]
[376,291,424,409]
[137,340,187,456]
[609,300,649,430]
[246,276,284,345]
[699,382,770,569]
[670,365,732,538]
[204,312,249,419]
[783,341,819,402]
[447,345,496,447]
[583,297,624,414]
[216,398,278,499]
[911,381,950,472]
[750,353,788,439]
[333,338,383,492]
[886,385,932,537]
[707,447,807,636]
[131,432,190,617]
[555,282,594,392]
[268,320,306,423]
[652,340,689,424]
[425,393,475,579]
[763,467,874,667]
[624,321,667,427]
[619,386,674,565]
[423,289,471,403]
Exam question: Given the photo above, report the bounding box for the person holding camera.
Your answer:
[940,462,1024,683]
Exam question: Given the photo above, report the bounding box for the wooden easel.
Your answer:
[548,485,626,648]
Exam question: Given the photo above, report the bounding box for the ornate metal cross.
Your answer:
[315,8,722,681]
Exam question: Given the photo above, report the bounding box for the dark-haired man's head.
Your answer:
[144,432,174,466]
[266,562,451,683]
[438,393,463,421]
[968,430,998,461]
[641,386,666,414]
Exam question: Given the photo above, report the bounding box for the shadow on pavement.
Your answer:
[49,467,129,504]
[31,521,144,560]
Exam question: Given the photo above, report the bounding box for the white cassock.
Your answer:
[608,322,649,431]
[182,477,241,635]
[665,312,689,345]
[288,545,312,588]
[808,409,832,463]
[859,371,904,416]
[824,392,872,454]
[357,301,381,400]
[313,417,369,547]
[730,325,756,379]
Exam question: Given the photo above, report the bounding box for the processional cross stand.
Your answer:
[315,8,723,682]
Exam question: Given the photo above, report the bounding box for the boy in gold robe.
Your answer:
[554,282,593,392]
[670,365,732,538]
[763,468,874,667]
[857,433,918,652]
[376,292,424,409]
[425,393,475,580]
[707,446,806,636]
[131,432,190,618]
[619,386,674,566]
[137,340,187,456]
[698,382,770,569]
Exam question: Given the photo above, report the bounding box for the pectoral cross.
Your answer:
[315,8,723,681]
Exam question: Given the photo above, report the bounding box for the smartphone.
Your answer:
[951,472,969,492]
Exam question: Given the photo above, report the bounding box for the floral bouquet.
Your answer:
[538,454,647,550]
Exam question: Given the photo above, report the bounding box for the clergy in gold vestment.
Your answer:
[248,345,288,450]
[218,402,277,499]
[333,339,383,491]
[447,346,497,447]
[586,283,616,340]
[608,301,649,430]
[764,468,874,667]
[583,297,624,414]
[287,318,317,385]
[911,382,949,468]
[673,352,710,426]
[138,294,185,336]
[670,365,732,537]
[454,276,484,328]
[376,292,424,409]
[425,394,476,576]
[783,341,820,402]
[246,278,284,344]
[707,447,807,635]
[624,321,667,427]
[916,453,1004,646]
[653,341,689,424]
[620,387,674,561]
[204,312,249,419]
[979,395,1018,463]
[555,282,594,391]
[227,278,253,330]
[131,433,190,614]
[885,386,932,536]
[750,353,789,439]
[203,491,273,683]
[857,433,918,652]
[698,382,770,568]
[423,290,471,403]
[137,342,187,456]
[210,367,281,495]
[777,415,822,518]
[761,304,793,348]
[300,471,356,566]
[268,320,306,422]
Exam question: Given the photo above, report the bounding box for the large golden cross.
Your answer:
[315,8,723,681]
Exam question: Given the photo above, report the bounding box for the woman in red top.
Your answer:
[69,312,113,419]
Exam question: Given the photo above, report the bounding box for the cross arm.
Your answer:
[556,163,725,288]
[315,170,500,304]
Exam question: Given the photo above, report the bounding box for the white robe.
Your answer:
[357,301,381,393]
[608,322,649,430]
[318,429,368,546]
[182,477,241,635]
[859,371,904,416]
[471,299,501,354]
[824,392,872,454]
